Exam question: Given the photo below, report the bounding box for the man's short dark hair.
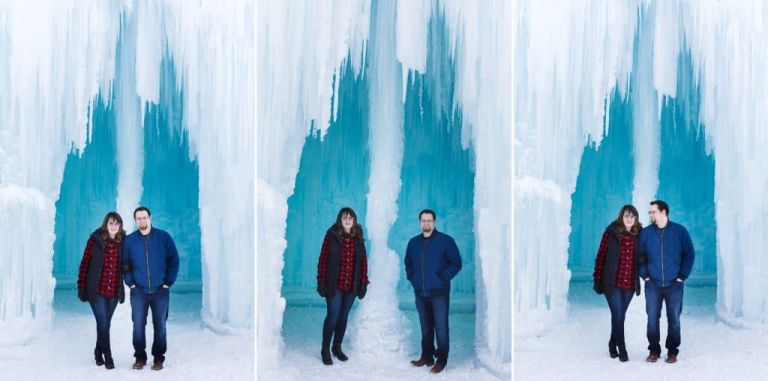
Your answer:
[134,206,151,219]
[419,209,436,221]
[650,200,669,216]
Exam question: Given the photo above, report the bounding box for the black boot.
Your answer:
[608,340,618,359]
[94,348,104,366]
[618,344,629,362]
[331,344,349,361]
[321,346,333,365]
[104,355,115,369]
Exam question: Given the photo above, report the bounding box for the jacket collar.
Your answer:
[421,229,439,240]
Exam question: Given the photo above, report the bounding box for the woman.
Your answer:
[77,212,127,370]
[592,205,643,362]
[316,207,370,365]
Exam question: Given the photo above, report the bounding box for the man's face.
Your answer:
[135,211,151,230]
[648,205,662,224]
[420,214,435,233]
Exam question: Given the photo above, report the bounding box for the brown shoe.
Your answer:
[132,359,146,370]
[151,361,164,371]
[665,354,677,364]
[646,353,660,363]
[430,363,446,374]
[411,358,435,367]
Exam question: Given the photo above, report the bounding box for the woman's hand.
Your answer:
[77,288,87,302]
[317,284,327,298]
[592,280,603,295]
[358,284,367,300]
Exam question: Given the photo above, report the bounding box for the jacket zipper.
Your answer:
[660,227,665,287]
[145,235,152,290]
[421,239,427,291]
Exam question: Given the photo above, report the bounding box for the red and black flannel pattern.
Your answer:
[593,231,610,280]
[593,231,636,290]
[317,234,370,291]
[337,238,356,291]
[614,234,636,290]
[77,238,120,298]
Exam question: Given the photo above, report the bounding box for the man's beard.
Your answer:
[422,227,432,233]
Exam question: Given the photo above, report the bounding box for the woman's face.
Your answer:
[622,211,636,230]
[341,213,354,232]
[107,217,121,238]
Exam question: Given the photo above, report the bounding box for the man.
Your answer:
[404,209,462,374]
[123,206,180,371]
[638,200,695,364]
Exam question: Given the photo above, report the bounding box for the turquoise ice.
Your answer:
[568,46,716,289]
[53,53,201,293]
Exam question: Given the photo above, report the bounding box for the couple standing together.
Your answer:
[77,206,179,371]
[316,207,462,374]
[593,200,695,363]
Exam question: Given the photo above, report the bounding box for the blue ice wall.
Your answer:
[53,94,119,285]
[390,12,476,296]
[53,47,201,293]
[282,57,370,299]
[139,56,201,290]
[568,45,716,286]
[568,88,635,277]
[282,12,475,299]
[656,48,716,282]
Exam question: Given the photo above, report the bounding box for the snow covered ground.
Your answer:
[258,295,503,381]
[0,290,253,380]
[516,281,768,381]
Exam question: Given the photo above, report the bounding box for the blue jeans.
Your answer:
[605,289,634,346]
[645,279,684,355]
[89,295,118,357]
[415,291,450,365]
[130,286,170,362]
[322,289,356,347]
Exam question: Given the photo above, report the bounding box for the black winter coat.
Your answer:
[596,224,643,296]
[83,229,125,303]
[319,229,367,298]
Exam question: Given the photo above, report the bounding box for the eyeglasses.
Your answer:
[420,220,435,223]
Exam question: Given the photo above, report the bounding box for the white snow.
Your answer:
[516,284,768,381]
[0,291,252,380]
[267,302,501,381]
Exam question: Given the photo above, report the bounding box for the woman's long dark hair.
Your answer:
[612,205,642,236]
[98,211,127,242]
[332,207,364,240]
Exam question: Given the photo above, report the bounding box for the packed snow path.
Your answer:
[516,283,768,381]
[0,290,253,380]
[259,302,503,381]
